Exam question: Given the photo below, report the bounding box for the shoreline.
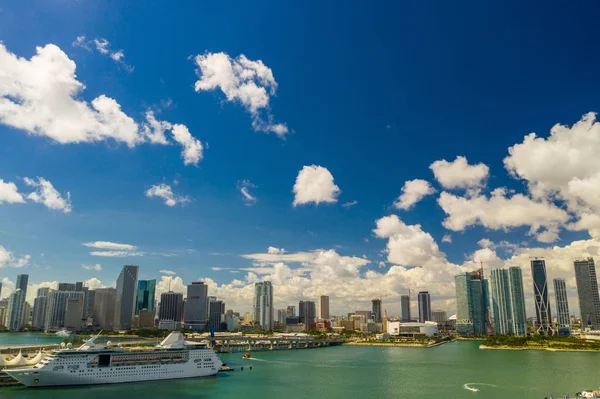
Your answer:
[479,344,600,352]
[346,340,452,348]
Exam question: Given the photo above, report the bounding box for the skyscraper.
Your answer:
[37,287,50,297]
[159,291,184,322]
[299,300,316,331]
[0,282,3,298]
[114,265,139,331]
[32,289,50,330]
[58,283,77,292]
[16,274,28,296]
[93,288,116,330]
[574,258,600,331]
[553,278,571,336]
[83,289,95,321]
[7,288,25,331]
[45,290,85,331]
[64,297,84,330]
[253,282,273,330]
[183,282,208,330]
[372,298,382,323]
[431,309,447,324]
[531,259,552,335]
[491,269,512,335]
[508,267,527,337]
[208,297,225,332]
[400,295,411,322]
[286,305,296,317]
[318,295,330,320]
[455,269,489,336]
[135,279,156,314]
[417,292,431,323]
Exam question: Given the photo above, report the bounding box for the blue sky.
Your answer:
[1,1,600,315]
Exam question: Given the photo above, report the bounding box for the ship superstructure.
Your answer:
[6,331,222,387]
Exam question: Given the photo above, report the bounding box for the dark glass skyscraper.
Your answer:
[16,274,28,296]
[574,258,600,330]
[417,291,431,323]
[208,297,225,332]
[531,259,552,335]
[135,279,156,314]
[400,295,411,322]
[299,300,316,331]
[553,278,571,336]
[114,265,139,331]
[508,267,527,337]
[371,298,382,323]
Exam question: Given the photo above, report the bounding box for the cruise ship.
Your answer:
[6,331,223,387]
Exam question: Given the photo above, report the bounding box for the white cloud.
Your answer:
[0,245,31,268]
[156,276,186,298]
[83,241,137,250]
[430,156,489,189]
[194,52,288,138]
[237,180,257,206]
[438,188,570,242]
[145,184,190,207]
[442,234,452,243]
[82,264,102,271]
[373,215,446,266]
[0,179,25,204]
[90,251,143,257]
[292,165,341,206]
[394,179,436,210]
[160,269,176,275]
[73,36,133,72]
[0,42,201,166]
[341,200,358,208]
[170,124,204,166]
[24,177,72,213]
[267,246,285,254]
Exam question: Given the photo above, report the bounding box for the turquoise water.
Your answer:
[0,333,151,347]
[2,339,599,398]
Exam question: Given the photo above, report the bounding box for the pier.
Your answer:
[187,335,344,353]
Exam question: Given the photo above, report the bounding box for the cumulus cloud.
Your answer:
[292,165,341,206]
[82,264,102,271]
[0,42,202,166]
[24,177,72,213]
[267,246,285,254]
[145,184,190,207]
[0,245,31,268]
[194,52,288,137]
[442,234,452,243]
[0,179,25,204]
[156,276,186,299]
[430,156,489,189]
[237,180,257,206]
[394,179,436,210]
[73,36,133,72]
[438,188,569,242]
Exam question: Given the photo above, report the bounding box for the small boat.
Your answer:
[219,364,234,372]
[55,329,72,337]
[242,353,251,359]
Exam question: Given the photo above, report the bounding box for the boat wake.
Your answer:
[463,383,497,392]
[246,357,268,362]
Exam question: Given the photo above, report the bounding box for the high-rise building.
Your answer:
[45,290,85,331]
[208,297,225,332]
[16,274,28,296]
[83,289,95,321]
[0,299,8,326]
[32,288,50,330]
[64,297,84,330]
[0,281,2,299]
[431,309,447,324]
[7,288,26,331]
[135,279,156,314]
[159,291,184,323]
[553,278,571,336]
[58,283,77,292]
[183,282,208,330]
[400,295,411,322]
[276,309,287,325]
[299,300,316,331]
[138,309,155,328]
[417,292,431,323]
[93,288,116,330]
[286,305,296,317]
[491,269,512,335]
[372,299,382,323]
[531,259,552,335]
[114,265,139,331]
[75,282,84,292]
[21,301,31,328]
[574,258,600,331]
[455,269,489,336]
[508,267,527,337]
[318,295,330,320]
[253,282,273,330]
